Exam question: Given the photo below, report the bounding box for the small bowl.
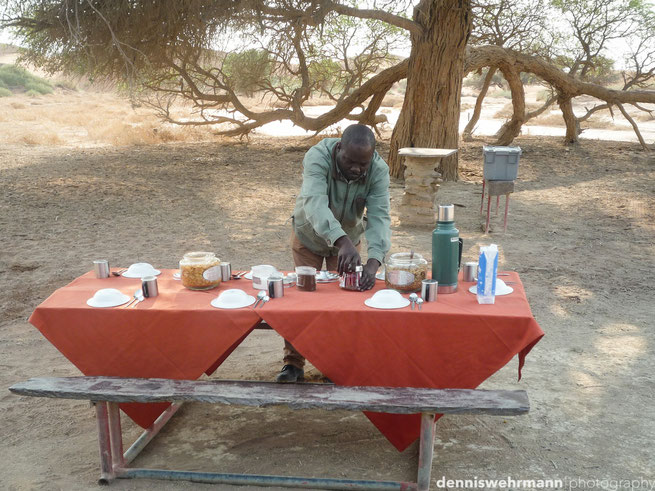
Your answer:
[211,289,256,309]
[122,262,161,278]
[87,288,131,308]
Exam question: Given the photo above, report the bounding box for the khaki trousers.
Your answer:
[283,231,360,369]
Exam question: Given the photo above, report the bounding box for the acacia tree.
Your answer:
[3,0,655,181]
[2,0,470,180]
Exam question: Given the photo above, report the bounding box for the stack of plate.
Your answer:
[211,289,256,309]
[122,263,161,278]
[364,289,410,310]
[87,288,131,308]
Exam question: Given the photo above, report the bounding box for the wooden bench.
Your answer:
[9,377,529,490]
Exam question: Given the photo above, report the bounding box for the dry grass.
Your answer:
[633,111,655,122]
[528,113,564,126]
[0,90,219,146]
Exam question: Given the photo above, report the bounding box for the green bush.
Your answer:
[24,80,53,94]
[0,87,12,97]
[0,64,53,94]
[222,49,272,96]
[25,89,41,97]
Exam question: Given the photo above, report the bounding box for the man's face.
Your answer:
[336,142,374,181]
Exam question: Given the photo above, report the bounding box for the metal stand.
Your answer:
[93,401,437,490]
[480,180,515,234]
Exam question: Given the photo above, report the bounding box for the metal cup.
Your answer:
[220,262,231,281]
[141,276,158,298]
[93,260,110,279]
[463,262,477,282]
[421,279,438,302]
[268,275,284,298]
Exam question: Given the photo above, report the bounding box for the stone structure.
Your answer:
[398,148,458,227]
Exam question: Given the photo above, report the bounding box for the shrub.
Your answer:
[222,49,272,97]
[0,87,11,97]
[0,65,54,94]
[25,89,41,97]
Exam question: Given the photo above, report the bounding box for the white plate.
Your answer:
[210,295,256,309]
[86,293,132,308]
[316,271,340,283]
[376,271,385,281]
[468,281,514,296]
[364,298,411,309]
[173,271,181,280]
[243,271,253,280]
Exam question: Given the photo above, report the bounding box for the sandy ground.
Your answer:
[1,91,655,490]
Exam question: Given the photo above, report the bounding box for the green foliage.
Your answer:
[308,59,343,93]
[0,87,12,97]
[0,64,53,94]
[25,89,40,97]
[463,68,505,89]
[222,49,272,96]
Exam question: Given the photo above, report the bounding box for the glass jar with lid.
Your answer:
[385,252,428,293]
[179,251,222,290]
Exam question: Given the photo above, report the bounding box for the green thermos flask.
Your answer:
[432,204,463,293]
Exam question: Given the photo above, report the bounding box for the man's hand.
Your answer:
[334,235,361,274]
[359,258,380,291]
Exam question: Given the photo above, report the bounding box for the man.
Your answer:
[277,124,392,383]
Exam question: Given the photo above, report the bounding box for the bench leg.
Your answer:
[107,402,125,471]
[124,403,182,465]
[95,402,115,484]
[480,180,486,214]
[417,413,436,491]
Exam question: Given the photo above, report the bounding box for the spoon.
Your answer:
[123,290,140,308]
[416,297,424,311]
[133,289,145,307]
[260,295,270,308]
[253,290,266,308]
[409,293,418,310]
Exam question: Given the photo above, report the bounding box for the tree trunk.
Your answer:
[388,0,472,181]
[494,65,525,145]
[558,95,579,144]
[463,67,497,141]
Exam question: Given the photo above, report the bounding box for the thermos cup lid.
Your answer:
[437,204,455,222]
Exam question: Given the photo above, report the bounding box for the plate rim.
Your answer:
[364,298,411,309]
[467,284,514,295]
[210,295,256,309]
[86,294,131,308]
[122,269,161,278]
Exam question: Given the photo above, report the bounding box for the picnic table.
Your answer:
[28,268,544,452]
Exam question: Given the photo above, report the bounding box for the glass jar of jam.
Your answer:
[385,252,428,293]
[179,251,222,290]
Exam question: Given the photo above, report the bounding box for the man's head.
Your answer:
[335,124,376,181]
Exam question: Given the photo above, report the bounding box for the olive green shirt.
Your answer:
[292,138,391,264]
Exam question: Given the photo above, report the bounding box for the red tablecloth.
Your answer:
[29,271,262,427]
[29,269,543,452]
[258,272,543,451]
